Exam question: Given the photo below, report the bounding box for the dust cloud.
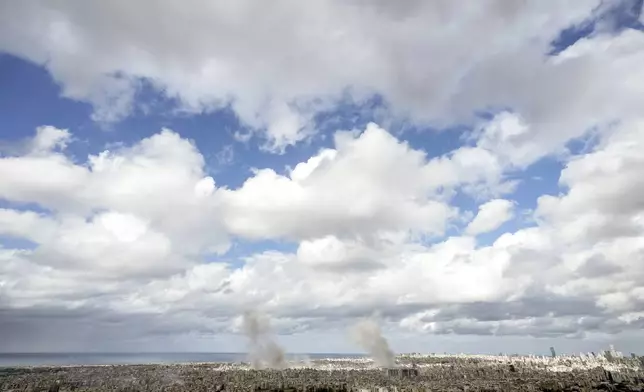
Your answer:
[350,318,396,368]
[242,310,287,369]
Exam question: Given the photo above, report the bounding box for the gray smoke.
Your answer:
[350,318,396,368]
[241,310,286,369]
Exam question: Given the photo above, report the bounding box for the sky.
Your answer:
[1,0,644,356]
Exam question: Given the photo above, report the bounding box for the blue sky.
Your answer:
[1,0,644,356]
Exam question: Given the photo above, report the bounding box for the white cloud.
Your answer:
[0,127,229,278]
[0,209,58,244]
[536,120,644,246]
[5,0,640,155]
[31,212,181,278]
[296,235,391,271]
[28,125,71,154]
[221,123,516,242]
[3,118,644,351]
[466,199,516,235]
[220,123,461,241]
[474,112,541,168]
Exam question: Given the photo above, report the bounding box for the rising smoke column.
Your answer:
[350,318,396,368]
[241,310,286,369]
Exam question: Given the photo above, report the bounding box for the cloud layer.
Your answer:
[2,0,642,153]
[2,115,644,352]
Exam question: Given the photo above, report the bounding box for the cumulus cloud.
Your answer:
[2,117,644,351]
[297,236,386,272]
[27,125,72,154]
[220,123,463,241]
[466,199,516,235]
[0,127,229,278]
[3,114,644,353]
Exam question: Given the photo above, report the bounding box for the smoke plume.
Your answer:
[241,310,286,369]
[350,318,396,368]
